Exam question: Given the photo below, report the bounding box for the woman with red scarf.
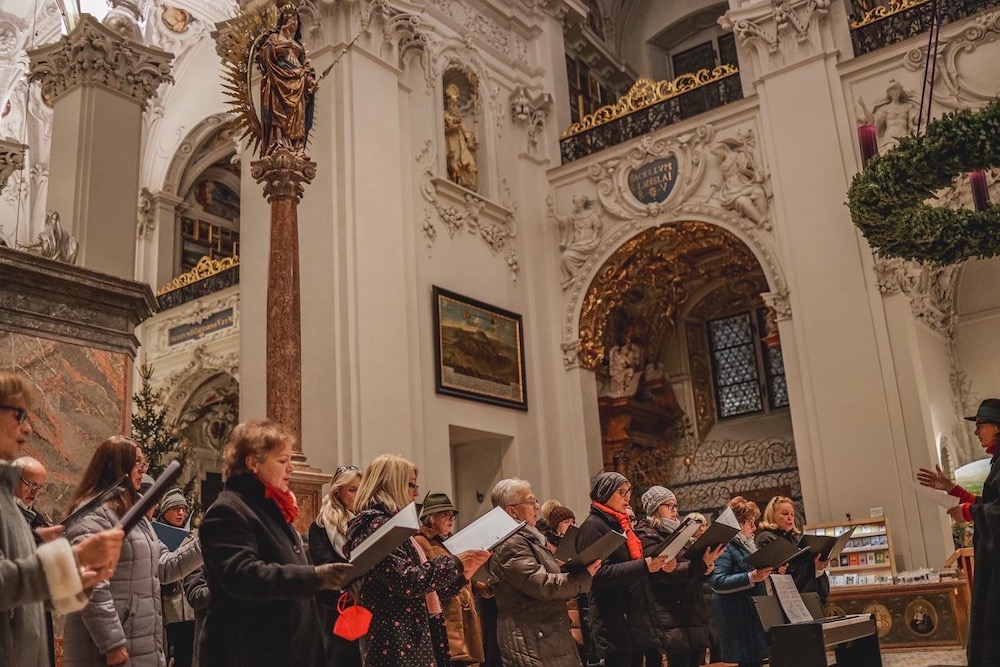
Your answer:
[198,419,353,667]
[576,472,675,666]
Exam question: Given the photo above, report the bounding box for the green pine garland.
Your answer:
[848,98,1000,265]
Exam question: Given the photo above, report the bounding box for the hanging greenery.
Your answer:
[847,98,1000,265]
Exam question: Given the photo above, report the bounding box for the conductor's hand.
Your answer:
[917,465,954,491]
[750,567,773,583]
[947,505,967,522]
[74,528,125,582]
[586,559,602,577]
[316,563,355,590]
[458,550,492,580]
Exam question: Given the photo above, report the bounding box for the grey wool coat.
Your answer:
[63,505,203,667]
[487,526,592,667]
[0,463,87,667]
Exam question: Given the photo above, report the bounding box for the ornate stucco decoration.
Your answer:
[720,0,830,77]
[137,187,155,238]
[27,15,174,110]
[0,138,25,194]
[147,290,241,358]
[762,289,792,321]
[872,255,960,336]
[163,344,242,409]
[510,86,552,155]
[421,0,536,76]
[902,9,1000,111]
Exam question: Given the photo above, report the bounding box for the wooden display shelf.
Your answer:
[829,563,892,572]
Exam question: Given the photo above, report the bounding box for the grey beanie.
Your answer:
[590,471,629,504]
[642,486,676,517]
[157,488,189,516]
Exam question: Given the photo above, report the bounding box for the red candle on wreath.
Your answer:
[970,170,990,212]
[858,124,878,167]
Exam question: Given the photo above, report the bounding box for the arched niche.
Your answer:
[441,65,485,196]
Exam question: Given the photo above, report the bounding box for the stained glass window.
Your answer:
[708,313,763,418]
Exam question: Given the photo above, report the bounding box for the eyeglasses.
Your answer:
[336,465,360,474]
[510,497,539,507]
[134,460,149,473]
[408,482,419,491]
[663,503,678,510]
[438,511,458,520]
[616,487,632,498]
[19,478,47,493]
[0,406,29,424]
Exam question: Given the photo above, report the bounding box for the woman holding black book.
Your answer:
[755,496,829,604]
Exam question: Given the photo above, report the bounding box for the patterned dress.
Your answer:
[345,503,466,667]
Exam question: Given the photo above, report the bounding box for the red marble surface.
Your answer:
[0,332,130,520]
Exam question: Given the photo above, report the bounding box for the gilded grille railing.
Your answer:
[849,0,999,56]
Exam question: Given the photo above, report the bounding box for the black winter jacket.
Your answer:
[307,522,362,667]
[198,473,324,667]
[635,519,712,654]
[576,507,660,656]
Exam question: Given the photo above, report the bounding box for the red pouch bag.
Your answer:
[333,591,372,641]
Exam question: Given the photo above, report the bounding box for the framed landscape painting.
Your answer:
[433,286,528,411]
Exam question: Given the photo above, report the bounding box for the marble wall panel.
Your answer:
[0,332,129,521]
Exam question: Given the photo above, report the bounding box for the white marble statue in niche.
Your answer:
[858,79,919,152]
[555,195,603,289]
[710,130,770,228]
[607,338,642,398]
[444,81,479,192]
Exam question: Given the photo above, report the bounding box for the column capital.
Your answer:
[720,0,833,79]
[250,148,317,203]
[27,14,173,110]
[0,138,25,194]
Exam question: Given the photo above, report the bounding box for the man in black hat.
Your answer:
[918,398,1000,667]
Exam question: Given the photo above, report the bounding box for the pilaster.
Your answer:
[28,15,173,279]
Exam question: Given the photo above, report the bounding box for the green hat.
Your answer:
[965,399,1000,425]
[419,492,458,520]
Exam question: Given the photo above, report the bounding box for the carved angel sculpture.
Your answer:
[710,132,770,227]
[257,6,317,155]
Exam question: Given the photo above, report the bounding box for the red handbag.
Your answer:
[333,591,372,641]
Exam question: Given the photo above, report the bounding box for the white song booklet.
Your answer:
[443,506,524,554]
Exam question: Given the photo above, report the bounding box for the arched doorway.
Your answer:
[578,220,802,517]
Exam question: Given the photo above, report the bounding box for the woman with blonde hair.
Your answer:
[63,436,204,667]
[345,454,490,666]
[709,497,773,667]
[198,420,353,667]
[309,464,363,667]
[755,496,829,603]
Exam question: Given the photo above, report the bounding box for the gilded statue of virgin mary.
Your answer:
[256,5,317,155]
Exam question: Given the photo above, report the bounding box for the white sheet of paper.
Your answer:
[716,506,740,529]
[905,480,959,509]
[443,506,523,554]
[770,573,815,624]
[658,519,703,560]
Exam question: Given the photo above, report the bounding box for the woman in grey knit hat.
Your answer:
[575,472,674,665]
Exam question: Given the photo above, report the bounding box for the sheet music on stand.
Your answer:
[770,573,815,624]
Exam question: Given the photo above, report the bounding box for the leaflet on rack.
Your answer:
[348,502,420,580]
[642,517,703,560]
[443,506,524,554]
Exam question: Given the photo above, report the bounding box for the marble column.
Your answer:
[250,146,326,533]
[0,139,24,195]
[27,15,172,279]
[0,246,155,519]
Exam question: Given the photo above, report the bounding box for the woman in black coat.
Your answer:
[575,472,673,667]
[308,465,363,667]
[635,487,724,667]
[755,496,829,603]
[198,420,352,667]
[344,454,490,667]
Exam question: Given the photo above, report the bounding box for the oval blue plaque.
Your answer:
[627,156,679,205]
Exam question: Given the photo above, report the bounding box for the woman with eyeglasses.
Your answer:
[413,492,485,666]
[755,497,829,604]
[575,472,674,666]
[309,464,364,667]
[63,436,204,667]
[345,454,491,666]
[0,372,125,667]
[198,420,353,667]
[635,487,725,667]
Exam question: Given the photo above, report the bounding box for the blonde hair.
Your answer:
[354,454,416,514]
[728,495,761,525]
[758,496,800,534]
[686,512,708,525]
[317,467,362,534]
[222,419,297,478]
[539,499,561,522]
[0,372,36,409]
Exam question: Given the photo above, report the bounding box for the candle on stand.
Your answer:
[969,170,990,212]
[858,125,879,167]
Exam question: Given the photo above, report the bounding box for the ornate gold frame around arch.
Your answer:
[562,208,789,371]
[162,112,240,196]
